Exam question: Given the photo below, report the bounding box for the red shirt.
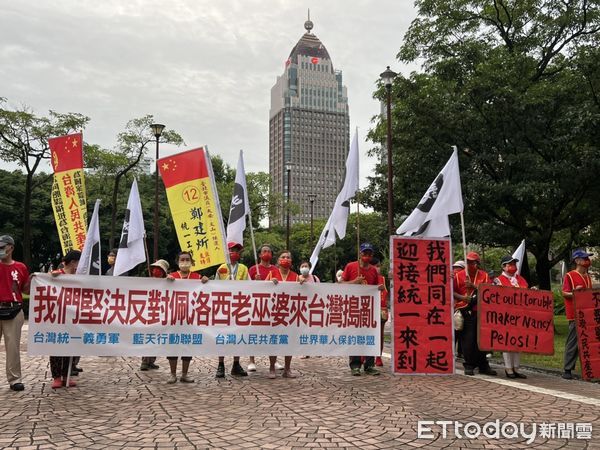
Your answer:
[563,270,593,320]
[378,274,388,308]
[266,269,298,282]
[494,273,528,288]
[342,261,379,286]
[170,271,201,279]
[248,264,278,281]
[0,261,29,303]
[453,269,489,310]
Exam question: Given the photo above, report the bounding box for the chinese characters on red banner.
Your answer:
[391,237,453,375]
[574,289,600,381]
[477,285,554,354]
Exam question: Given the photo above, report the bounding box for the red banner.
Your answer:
[574,289,600,381]
[391,236,453,375]
[477,284,554,355]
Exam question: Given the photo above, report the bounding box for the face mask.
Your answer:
[179,262,192,271]
[229,252,240,263]
[581,259,591,269]
[300,267,310,276]
[0,249,6,259]
[260,252,272,263]
[361,255,372,264]
[505,264,517,276]
[279,259,291,269]
[151,268,164,278]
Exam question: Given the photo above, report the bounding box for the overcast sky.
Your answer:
[0,0,417,185]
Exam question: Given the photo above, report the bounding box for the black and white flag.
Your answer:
[113,179,146,275]
[226,150,249,246]
[76,199,101,275]
[396,148,463,237]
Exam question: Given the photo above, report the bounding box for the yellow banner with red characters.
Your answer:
[49,133,88,253]
[158,148,227,271]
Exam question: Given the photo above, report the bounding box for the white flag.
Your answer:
[396,148,463,237]
[76,199,101,275]
[512,239,526,274]
[226,150,250,246]
[113,179,146,276]
[309,129,360,271]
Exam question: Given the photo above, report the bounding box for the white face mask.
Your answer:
[179,262,192,271]
[0,249,6,259]
[300,267,310,276]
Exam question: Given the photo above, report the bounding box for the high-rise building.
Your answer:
[269,16,349,226]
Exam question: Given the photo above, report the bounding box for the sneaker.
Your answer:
[351,368,361,376]
[216,364,225,378]
[62,377,76,387]
[9,382,24,391]
[73,366,83,373]
[167,374,177,384]
[300,356,310,359]
[268,370,277,379]
[282,370,297,378]
[140,363,150,371]
[180,374,195,383]
[148,363,160,370]
[375,357,383,367]
[231,363,248,377]
[364,367,380,376]
[562,370,573,380]
[51,378,63,389]
[464,369,475,376]
[247,363,257,372]
[274,361,284,370]
[479,368,497,376]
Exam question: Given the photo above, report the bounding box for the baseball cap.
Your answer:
[359,243,375,253]
[452,260,466,269]
[500,255,518,266]
[150,259,169,274]
[466,251,480,261]
[0,235,15,246]
[228,242,243,250]
[572,249,593,260]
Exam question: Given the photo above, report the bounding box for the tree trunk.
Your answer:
[534,250,552,290]
[109,175,121,250]
[23,171,33,267]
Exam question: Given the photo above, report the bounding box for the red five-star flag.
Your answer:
[49,133,88,254]
[159,147,227,271]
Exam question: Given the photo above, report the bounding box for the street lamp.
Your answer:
[150,123,165,262]
[380,66,397,236]
[285,161,293,250]
[308,193,317,248]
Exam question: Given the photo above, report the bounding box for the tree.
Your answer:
[85,115,183,249]
[366,0,600,289]
[0,99,89,266]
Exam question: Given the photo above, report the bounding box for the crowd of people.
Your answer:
[0,231,595,391]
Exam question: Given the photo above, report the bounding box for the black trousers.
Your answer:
[460,310,490,371]
[349,356,374,370]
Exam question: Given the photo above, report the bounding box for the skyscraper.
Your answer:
[269,15,349,226]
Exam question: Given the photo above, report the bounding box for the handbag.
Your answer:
[0,303,22,320]
[453,309,464,331]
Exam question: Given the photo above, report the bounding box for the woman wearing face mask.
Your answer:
[140,259,170,372]
[298,261,319,284]
[266,250,298,378]
[493,255,529,379]
[165,252,208,384]
[370,258,388,367]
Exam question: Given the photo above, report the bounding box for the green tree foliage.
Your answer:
[0,99,90,265]
[366,0,600,289]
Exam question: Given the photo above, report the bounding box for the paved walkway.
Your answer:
[1,326,599,449]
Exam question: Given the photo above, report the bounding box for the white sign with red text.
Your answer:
[28,274,380,356]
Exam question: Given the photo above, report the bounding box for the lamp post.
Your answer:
[150,123,165,262]
[285,161,293,250]
[308,193,317,248]
[380,66,397,236]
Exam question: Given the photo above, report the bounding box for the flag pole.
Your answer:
[355,126,360,262]
[143,234,151,274]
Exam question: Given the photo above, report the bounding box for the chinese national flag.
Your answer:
[49,133,84,173]
[158,148,227,270]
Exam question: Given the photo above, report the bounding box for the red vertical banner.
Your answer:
[574,289,600,381]
[391,236,454,375]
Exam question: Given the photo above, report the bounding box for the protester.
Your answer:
[214,243,249,378]
[50,250,81,388]
[104,248,118,276]
[340,242,383,376]
[335,269,344,283]
[493,255,528,379]
[452,260,466,359]
[562,249,594,380]
[165,251,208,383]
[453,251,496,376]
[0,235,30,392]
[370,257,388,367]
[266,250,299,379]
[452,260,465,277]
[298,260,319,284]
[247,244,281,372]
[140,259,169,371]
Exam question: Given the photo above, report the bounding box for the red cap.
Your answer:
[228,242,242,250]
[466,251,480,261]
